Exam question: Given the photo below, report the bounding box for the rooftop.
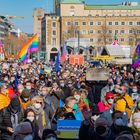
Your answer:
[61,0,84,4]
[85,5,140,10]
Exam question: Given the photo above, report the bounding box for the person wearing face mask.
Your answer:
[0,95,24,140]
[89,118,112,140]
[101,78,114,104]
[110,111,131,140]
[64,96,83,121]
[13,121,33,140]
[25,81,38,99]
[24,108,41,140]
[114,85,134,119]
[131,112,140,140]
[42,129,57,140]
[59,79,71,100]
[29,96,53,137]
[19,89,31,110]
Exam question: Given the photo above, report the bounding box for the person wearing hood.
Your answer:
[12,121,33,140]
[19,89,31,111]
[131,112,140,140]
[42,129,57,140]
[29,96,52,137]
[0,95,23,140]
[89,118,112,140]
[110,111,132,139]
[59,79,71,100]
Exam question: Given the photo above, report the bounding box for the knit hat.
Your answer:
[21,89,30,98]
[13,122,33,140]
[105,92,114,99]
[14,122,32,135]
[95,118,110,128]
[42,129,57,140]
[132,112,140,120]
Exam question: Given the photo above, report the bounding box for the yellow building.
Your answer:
[41,0,140,61]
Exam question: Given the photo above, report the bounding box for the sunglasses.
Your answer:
[107,97,114,99]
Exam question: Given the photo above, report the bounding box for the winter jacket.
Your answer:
[0,107,23,140]
[61,86,71,99]
[100,105,128,126]
[0,93,10,110]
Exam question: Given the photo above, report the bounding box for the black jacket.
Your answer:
[0,107,23,140]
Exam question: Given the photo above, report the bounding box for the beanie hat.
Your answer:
[42,129,57,140]
[21,89,30,98]
[14,122,32,135]
[95,118,110,128]
[132,112,140,120]
[105,92,114,99]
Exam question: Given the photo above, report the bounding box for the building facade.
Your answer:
[34,8,45,42]
[41,0,140,61]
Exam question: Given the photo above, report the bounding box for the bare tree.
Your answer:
[97,23,112,47]
[3,34,28,58]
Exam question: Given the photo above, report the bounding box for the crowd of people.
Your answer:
[0,59,140,140]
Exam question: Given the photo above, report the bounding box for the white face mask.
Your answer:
[18,89,23,93]
[26,86,31,90]
[27,116,34,122]
[107,99,114,105]
[134,122,140,129]
[74,95,81,102]
[34,103,41,109]
[24,98,29,102]
[132,89,138,93]
[91,115,100,121]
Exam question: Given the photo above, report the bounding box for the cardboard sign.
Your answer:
[86,68,110,81]
[57,120,82,139]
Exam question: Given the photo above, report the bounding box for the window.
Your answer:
[90,38,93,42]
[98,38,102,42]
[115,30,119,34]
[75,22,78,26]
[82,22,86,25]
[97,22,101,25]
[109,38,112,42]
[52,38,56,46]
[108,22,112,25]
[97,30,101,34]
[121,22,125,25]
[115,22,118,25]
[52,22,56,27]
[136,38,140,42]
[129,22,133,25]
[121,38,124,42]
[129,30,133,34]
[109,30,112,34]
[81,30,86,34]
[89,30,94,34]
[137,30,140,34]
[52,30,56,35]
[67,22,71,26]
[90,22,94,26]
[129,38,133,42]
[121,30,125,34]
[137,22,140,25]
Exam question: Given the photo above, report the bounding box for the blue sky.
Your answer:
[0,0,140,34]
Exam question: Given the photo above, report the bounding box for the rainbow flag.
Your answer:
[133,44,140,68]
[18,34,38,64]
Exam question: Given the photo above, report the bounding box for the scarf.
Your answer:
[29,105,43,115]
[11,111,18,131]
